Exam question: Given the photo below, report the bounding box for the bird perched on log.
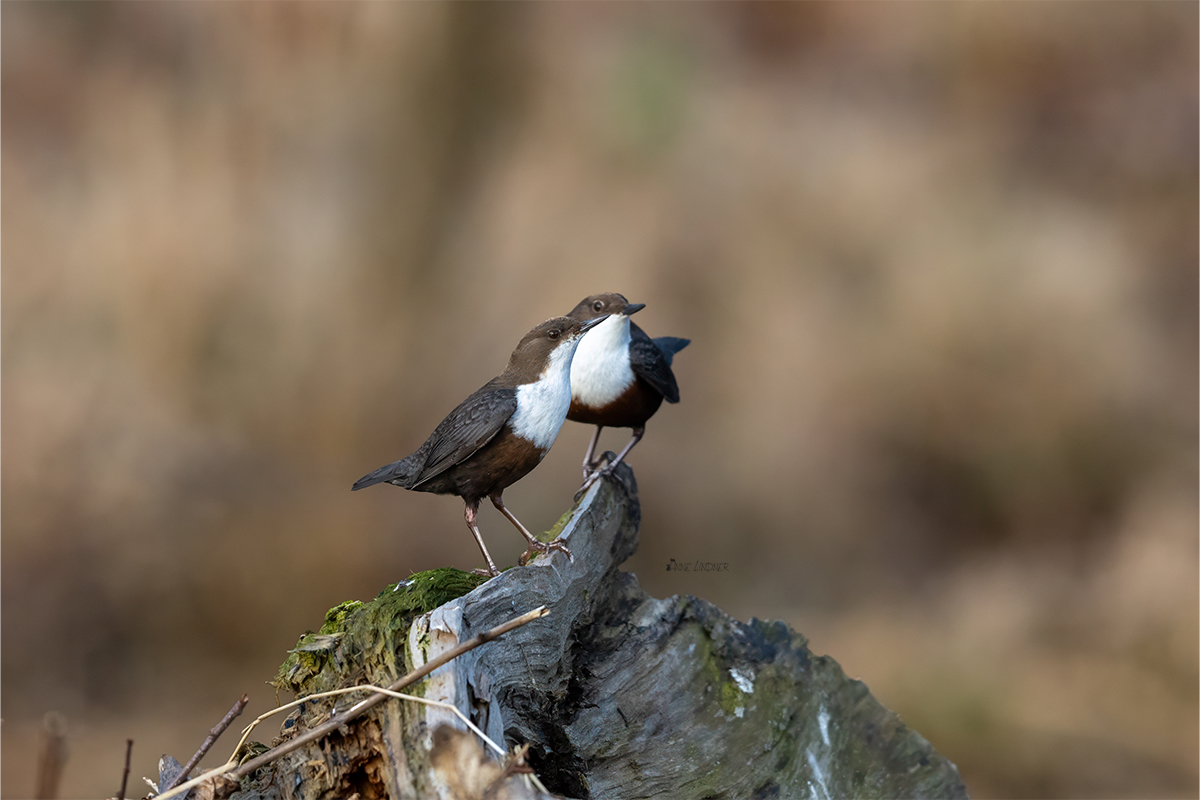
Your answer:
[565,293,690,493]
[352,315,606,576]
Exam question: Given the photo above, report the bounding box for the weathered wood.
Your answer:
[168,457,968,799]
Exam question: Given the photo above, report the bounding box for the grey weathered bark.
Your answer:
[169,459,968,799]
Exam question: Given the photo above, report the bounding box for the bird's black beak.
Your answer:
[622,303,646,316]
[580,315,608,332]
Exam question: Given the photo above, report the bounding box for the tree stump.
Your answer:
[169,458,968,799]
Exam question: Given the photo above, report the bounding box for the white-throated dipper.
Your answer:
[352,314,606,577]
[565,293,690,492]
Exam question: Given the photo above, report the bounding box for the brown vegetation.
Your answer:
[2,3,1195,798]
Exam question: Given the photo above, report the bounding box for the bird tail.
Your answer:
[352,453,423,491]
[653,336,691,365]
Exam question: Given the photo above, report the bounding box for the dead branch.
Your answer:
[35,711,67,800]
[166,694,248,791]
[117,738,132,800]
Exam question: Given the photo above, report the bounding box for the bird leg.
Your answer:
[464,500,501,577]
[578,426,644,494]
[490,493,573,566]
[581,425,604,479]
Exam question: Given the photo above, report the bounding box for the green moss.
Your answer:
[541,507,576,542]
[378,567,487,610]
[719,679,743,715]
[323,599,365,629]
[271,567,486,697]
[685,624,745,717]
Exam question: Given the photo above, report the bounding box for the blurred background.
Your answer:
[3,3,1196,798]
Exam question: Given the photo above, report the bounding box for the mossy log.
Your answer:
[168,458,968,799]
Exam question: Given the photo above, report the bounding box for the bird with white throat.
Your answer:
[565,293,690,493]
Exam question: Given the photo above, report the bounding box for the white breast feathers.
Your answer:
[511,336,580,449]
[570,313,634,407]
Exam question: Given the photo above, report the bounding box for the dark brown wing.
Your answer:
[411,380,517,488]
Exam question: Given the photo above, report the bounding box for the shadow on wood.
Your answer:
[168,457,968,799]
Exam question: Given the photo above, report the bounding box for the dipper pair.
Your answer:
[565,293,690,492]
[352,314,607,576]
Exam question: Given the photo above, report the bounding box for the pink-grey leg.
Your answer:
[464,500,500,577]
[490,493,573,566]
[578,426,644,494]
[581,425,604,479]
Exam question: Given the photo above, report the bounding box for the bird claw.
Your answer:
[575,465,612,502]
[472,566,500,578]
[518,538,573,567]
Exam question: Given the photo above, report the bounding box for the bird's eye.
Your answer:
[592,300,604,312]
[548,328,560,340]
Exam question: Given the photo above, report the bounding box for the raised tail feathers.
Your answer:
[653,336,690,365]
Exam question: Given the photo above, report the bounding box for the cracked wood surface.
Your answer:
[177,458,967,800]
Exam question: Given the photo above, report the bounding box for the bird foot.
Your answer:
[574,464,613,502]
[518,538,573,567]
[575,453,616,502]
[581,458,604,481]
[471,566,500,578]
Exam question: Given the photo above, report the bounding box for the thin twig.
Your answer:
[117,739,133,800]
[154,605,548,800]
[485,742,532,794]
[166,694,248,791]
[216,683,507,765]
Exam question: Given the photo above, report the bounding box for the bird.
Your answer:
[564,293,690,493]
[352,314,606,577]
